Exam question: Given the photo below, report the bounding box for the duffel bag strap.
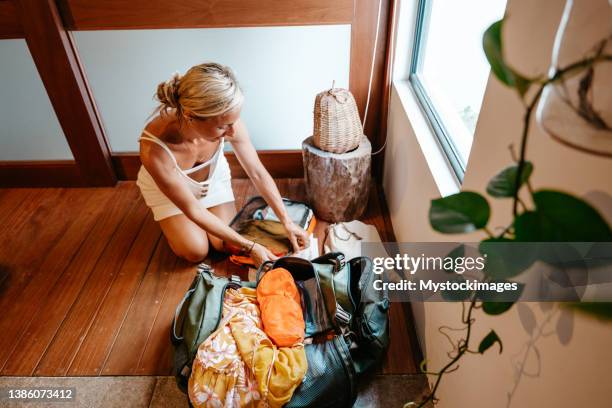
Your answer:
[172,287,196,344]
[171,263,213,344]
[316,262,352,334]
[196,262,214,274]
[330,255,355,316]
[313,252,347,270]
[255,260,275,283]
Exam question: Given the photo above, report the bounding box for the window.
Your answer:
[410,0,507,180]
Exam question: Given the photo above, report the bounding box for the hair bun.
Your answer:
[156,73,181,110]
[151,63,243,123]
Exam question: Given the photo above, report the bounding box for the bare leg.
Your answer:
[206,201,237,251]
[159,214,209,263]
[158,201,237,263]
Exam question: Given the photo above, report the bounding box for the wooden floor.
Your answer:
[0,179,419,377]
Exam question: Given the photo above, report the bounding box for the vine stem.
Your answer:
[416,52,612,408]
[512,86,544,216]
[414,297,478,408]
[512,54,612,216]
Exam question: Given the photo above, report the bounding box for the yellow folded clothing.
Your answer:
[189,287,307,408]
[232,317,307,408]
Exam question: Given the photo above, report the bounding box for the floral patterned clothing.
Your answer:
[189,287,307,408]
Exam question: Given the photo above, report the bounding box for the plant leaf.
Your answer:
[482,301,515,315]
[514,190,612,242]
[556,308,574,346]
[430,192,490,234]
[567,302,612,321]
[517,303,537,335]
[486,162,533,197]
[482,19,532,97]
[479,330,503,354]
[480,238,538,279]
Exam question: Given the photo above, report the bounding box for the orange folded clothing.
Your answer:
[256,268,305,347]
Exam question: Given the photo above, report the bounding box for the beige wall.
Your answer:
[383,0,612,406]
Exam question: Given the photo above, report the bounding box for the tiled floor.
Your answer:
[0,375,431,407]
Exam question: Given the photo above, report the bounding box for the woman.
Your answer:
[137,62,308,266]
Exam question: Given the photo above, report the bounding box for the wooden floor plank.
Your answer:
[0,188,36,228]
[0,184,140,375]
[31,196,149,376]
[0,179,419,377]
[0,188,55,240]
[0,187,115,373]
[67,215,162,375]
[0,189,52,270]
[101,238,178,375]
[0,188,72,292]
[134,257,195,375]
[0,189,92,332]
[282,178,309,202]
[0,189,46,293]
[231,178,255,209]
[385,302,418,374]
[367,183,418,374]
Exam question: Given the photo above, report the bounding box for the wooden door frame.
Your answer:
[12,0,116,186]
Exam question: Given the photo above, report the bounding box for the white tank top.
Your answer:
[138,129,225,198]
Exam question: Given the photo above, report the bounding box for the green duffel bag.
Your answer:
[171,252,389,407]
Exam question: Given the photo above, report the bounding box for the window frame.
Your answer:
[408,0,467,182]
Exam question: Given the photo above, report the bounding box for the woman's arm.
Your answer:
[229,120,309,252]
[140,140,276,263]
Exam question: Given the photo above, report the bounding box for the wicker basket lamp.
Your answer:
[313,88,363,154]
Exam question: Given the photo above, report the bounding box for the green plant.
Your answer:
[408,18,612,408]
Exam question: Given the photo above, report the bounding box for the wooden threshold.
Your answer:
[0,150,303,187]
[112,150,304,180]
[0,160,83,187]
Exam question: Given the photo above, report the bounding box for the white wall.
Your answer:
[72,25,351,152]
[0,39,73,161]
[384,0,612,406]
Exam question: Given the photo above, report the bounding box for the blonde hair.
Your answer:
[154,62,243,125]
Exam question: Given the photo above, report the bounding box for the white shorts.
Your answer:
[136,156,235,221]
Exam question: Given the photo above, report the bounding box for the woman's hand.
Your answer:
[229,126,310,254]
[283,221,310,253]
[250,242,278,267]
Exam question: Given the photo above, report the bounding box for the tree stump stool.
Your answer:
[302,136,371,222]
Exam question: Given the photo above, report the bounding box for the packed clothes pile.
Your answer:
[188,268,307,407]
[172,197,388,408]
